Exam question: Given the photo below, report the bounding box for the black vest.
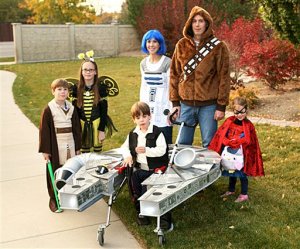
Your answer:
[129,125,169,169]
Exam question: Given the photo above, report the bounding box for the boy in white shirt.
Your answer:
[121,102,172,229]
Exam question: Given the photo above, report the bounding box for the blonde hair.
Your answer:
[131,102,150,119]
[51,78,69,91]
[233,96,248,109]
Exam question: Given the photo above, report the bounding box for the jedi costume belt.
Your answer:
[56,127,72,133]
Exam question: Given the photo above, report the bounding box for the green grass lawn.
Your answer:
[0,57,15,62]
[1,58,299,249]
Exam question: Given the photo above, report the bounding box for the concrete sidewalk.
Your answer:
[0,70,141,249]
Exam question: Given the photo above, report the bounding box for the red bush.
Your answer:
[215,17,271,85]
[240,39,300,89]
[216,17,270,56]
[136,0,203,55]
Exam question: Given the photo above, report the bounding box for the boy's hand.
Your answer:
[135,146,146,154]
[43,153,51,161]
[75,150,81,155]
[122,156,133,167]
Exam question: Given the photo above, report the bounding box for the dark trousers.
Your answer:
[131,169,153,211]
[229,176,248,195]
[159,126,173,145]
[131,169,172,225]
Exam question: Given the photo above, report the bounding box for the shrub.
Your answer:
[255,0,300,45]
[215,17,271,86]
[229,87,260,110]
[240,39,300,89]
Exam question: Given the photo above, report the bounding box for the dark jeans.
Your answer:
[178,103,217,147]
[229,176,248,195]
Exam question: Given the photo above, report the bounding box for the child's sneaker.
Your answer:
[220,191,235,198]
[136,214,150,226]
[235,194,249,203]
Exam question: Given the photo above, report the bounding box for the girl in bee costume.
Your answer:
[68,51,118,153]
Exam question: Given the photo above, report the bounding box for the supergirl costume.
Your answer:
[71,82,108,153]
[39,99,81,212]
[209,116,264,177]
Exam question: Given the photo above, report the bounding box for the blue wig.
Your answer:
[141,29,166,55]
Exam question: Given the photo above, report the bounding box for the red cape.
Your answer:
[209,116,264,176]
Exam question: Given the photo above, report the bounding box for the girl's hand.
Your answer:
[135,146,146,154]
[228,139,240,148]
[98,131,105,143]
[43,153,51,161]
[223,137,231,146]
[122,156,133,167]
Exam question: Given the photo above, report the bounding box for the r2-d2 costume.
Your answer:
[140,55,172,128]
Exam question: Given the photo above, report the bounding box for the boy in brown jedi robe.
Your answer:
[39,79,81,212]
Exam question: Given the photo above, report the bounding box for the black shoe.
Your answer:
[160,213,173,231]
[160,219,173,231]
[136,214,150,226]
[161,222,174,232]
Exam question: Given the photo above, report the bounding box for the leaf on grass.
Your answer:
[281,193,285,199]
[229,225,235,229]
[287,226,290,230]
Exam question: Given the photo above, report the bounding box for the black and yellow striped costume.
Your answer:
[72,83,108,153]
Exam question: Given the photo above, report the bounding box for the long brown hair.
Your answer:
[77,60,100,108]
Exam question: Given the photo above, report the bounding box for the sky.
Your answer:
[86,0,126,14]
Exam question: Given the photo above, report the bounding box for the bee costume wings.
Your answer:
[67,76,119,99]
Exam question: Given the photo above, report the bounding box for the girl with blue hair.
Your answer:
[140,29,173,144]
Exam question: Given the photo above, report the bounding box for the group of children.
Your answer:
[39,29,264,230]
